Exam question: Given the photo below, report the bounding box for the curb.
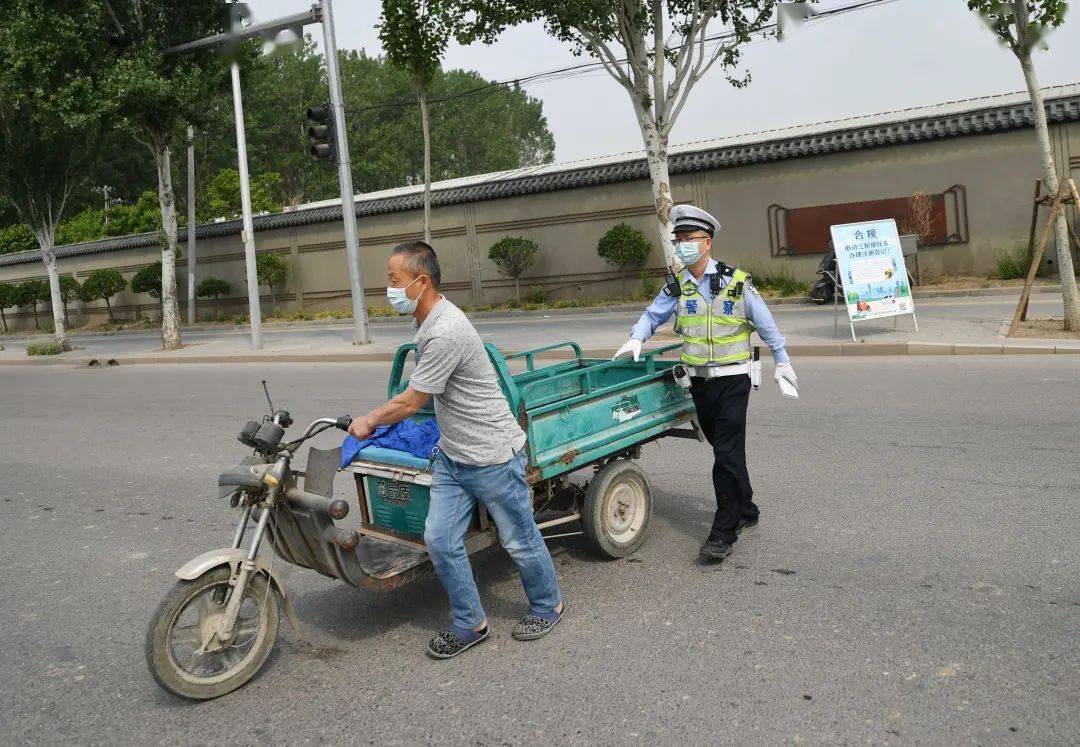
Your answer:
[0,284,1062,342]
[4,340,1079,367]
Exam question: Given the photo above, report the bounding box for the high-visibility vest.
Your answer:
[673,267,754,366]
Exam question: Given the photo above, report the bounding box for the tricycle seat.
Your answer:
[351,446,432,472]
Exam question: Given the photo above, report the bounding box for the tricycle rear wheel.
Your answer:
[581,459,652,558]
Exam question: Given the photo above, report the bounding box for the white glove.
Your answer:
[613,338,642,362]
[774,362,798,395]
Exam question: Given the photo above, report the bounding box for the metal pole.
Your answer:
[230,60,263,350]
[321,0,370,345]
[186,125,197,327]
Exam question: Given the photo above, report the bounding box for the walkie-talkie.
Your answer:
[663,269,681,297]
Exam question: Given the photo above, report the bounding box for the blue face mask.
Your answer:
[386,276,425,314]
[674,240,705,266]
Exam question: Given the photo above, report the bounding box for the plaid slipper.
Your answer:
[511,609,563,641]
[426,625,489,659]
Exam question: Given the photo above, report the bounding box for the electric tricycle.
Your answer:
[146,341,701,699]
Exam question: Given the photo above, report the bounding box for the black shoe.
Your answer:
[736,517,759,534]
[426,625,490,659]
[512,608,563,641]
[699,538,733,561]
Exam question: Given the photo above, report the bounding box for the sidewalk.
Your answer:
[1,292,1077,366]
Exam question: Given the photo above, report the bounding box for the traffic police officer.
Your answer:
[614,204,798,562]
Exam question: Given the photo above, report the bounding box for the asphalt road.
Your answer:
[1,358,1078,744]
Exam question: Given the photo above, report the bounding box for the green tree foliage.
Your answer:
[0,281,17,332]
[0,38,556,246]
[255,253,288,309]
[488,236,538,303]
[0,0,112,348]
[81,268,128,321]
[58,275,82,326]
[205,169,283,221]
[56,209,107,247]
[131,262,164,300]
[0,223,37,255]
[105,0,231,350]
[456,1,775,268]
[380,0,462,241]
[597,223,652,295]
[16,279,50,330]
[103,191,163,236]
[196,277,231,317]
[3,190,164,249]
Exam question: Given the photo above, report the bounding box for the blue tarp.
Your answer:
[340,419,441,468]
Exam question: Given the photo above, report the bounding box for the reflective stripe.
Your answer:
[676,323,709,338]
[675,266,754,367]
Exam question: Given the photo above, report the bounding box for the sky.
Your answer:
[247,0,1080,164]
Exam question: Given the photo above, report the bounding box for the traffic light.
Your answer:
[306,104,334,161]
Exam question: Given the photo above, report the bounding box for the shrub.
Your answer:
[196,277,232,317]
[81,269,127,321]
[598,223,652,296]
[488,236,538,304]
[995,245,1028,280]
[58,275,82,326]
[639,272,660,300]
[255,253,288,308]
[747,265,810,297]
[0,281,18,332]
[15,279,49,330]
[26,341,66,356]
[279,308,314,322]
[131,262,163,299]
[526,286,548,305]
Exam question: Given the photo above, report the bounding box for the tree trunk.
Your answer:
[640,121,676,269]
[270,284,277,311]
[104,297,114,322]
[1018,44,1080,330]
[0,308,7,333]
[620,268,627,297]
[39,238,70,349]
[419,87,432,244]
[152,140,184,349]
[514,276,520,304]
[31,303,39,330]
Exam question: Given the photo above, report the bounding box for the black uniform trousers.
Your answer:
[690,373,757,545]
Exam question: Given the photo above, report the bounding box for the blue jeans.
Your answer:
[425,449,562,629]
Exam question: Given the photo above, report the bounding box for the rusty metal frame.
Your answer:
[942,184,970,244]
[767,203,792,257]
[768,186,970,257]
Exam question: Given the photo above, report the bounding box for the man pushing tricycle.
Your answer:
[348,240,564,658]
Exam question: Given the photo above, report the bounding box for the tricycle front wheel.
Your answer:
[145,566,280,700]
[581,459,652,558]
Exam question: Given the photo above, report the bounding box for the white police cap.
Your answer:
[670,204,721,237]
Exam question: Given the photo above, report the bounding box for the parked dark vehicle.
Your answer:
[809,251,838,304]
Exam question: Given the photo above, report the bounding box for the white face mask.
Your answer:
[674,240,705,266]
[386,276,425,314]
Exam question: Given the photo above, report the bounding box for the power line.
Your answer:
[342,0,902,117]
